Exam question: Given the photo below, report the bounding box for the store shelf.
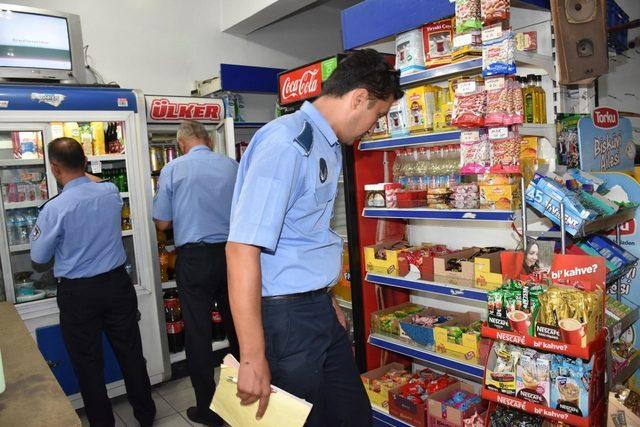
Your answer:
[0,158,44,167]
[366,273,487,302]
[399,52,553,87]
[372,405,411,427]
[368,333,484,381]
[87,154,126,162]
[576,207,637,238]
[335,297,352,310]
[121,229,133,237]
[359,130,460,151]
[162,280,177,290]
[608,306,640,342]
[169,339,229,364]
[9,243,30,252]
[612,353,640,385]
[481,326,606,360]
[481,389,603,427]
[4,200,43,210]
[362,207,516,222]
[518,123,556,142]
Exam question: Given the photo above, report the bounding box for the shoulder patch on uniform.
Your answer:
[31,225,41,241]
[293,120,313,156]
[38,194,59,211]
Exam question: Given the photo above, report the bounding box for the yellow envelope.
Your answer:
[211,355,312,427]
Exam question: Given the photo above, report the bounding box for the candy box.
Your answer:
[479,184,521,210]
[406,85,438,133]
[434,312,482,362]
[389,374,458,427]
[371,302,425,337]
[433,248,479,287]
[476,174,516,186]
[396,29,427,76]
[360,362,410,409]
[428,382,484,427]
[398,244,443,281]
[365,242,410,276]
[422,17,454,68]
[399,307,460,347]
[396,190,428,208]
[474,249,503,290]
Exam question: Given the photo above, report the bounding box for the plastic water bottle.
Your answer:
[25,210,37,239]
[14,213,29,244]
[6,214,18,245]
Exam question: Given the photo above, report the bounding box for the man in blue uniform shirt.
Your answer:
[227,49,403,425]
[31,138,155,427]
[153,120,239,426]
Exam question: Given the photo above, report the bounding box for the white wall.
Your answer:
[8,0,349,95]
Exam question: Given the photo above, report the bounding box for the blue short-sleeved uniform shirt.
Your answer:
[152,145,239,247]
[30,176,127,279]
[228,101,343,297]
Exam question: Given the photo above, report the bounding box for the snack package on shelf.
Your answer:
[489,128,521,174]
[606,295,633,326]
[406,85,438,133]
[369,115,390,140]
[485,342,523,396]
[434,314,483,362]
[427,187,453,209]
[455,0,482,33]
[516,349,552,405]
[427,382,486,427]
[396,189,428,208]
[488,405,546,426]
[399,307,458,346]
[360,363,411,409]
[578,235,638,277]
[460,129,490,174]
[452,77,486,128]
[365,241,420,276]
[389,370,458,426]
[482,29,516,77]
[450,183,480,209]
[396,29,427,76]
[398,244,451,281]
[387,96,410,137]
[515,31,538,52]
[371,302,425,337]
[487,280,545,336]
[434,86,456,131]
[479,183,521,210]
[476,174,516,186]
[481,0,510,26]
[422,17,455,68]
[549,354,594,417]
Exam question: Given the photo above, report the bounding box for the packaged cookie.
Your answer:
[452,77,486,128]
[455,0,482,33]
[481,0,510,26]
[482,28,516,77]
[460,129,490,174]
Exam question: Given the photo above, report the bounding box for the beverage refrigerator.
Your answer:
[143,95,236,365]
[0,84,168,407]
[277,56,367,370]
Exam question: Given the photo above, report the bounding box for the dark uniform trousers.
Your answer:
[57,265,156,427]
[175,242,239,415]
[262,291,373,427]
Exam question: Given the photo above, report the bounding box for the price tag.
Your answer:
[460,131,480,143]
[456,81,476,95]
[454,33,473,48]
[485,76,506,91]
[488,127,509,140]
[482,24,503,42]
[90,160,102,174]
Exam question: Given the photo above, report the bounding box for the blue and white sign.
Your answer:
[578,107,635,172]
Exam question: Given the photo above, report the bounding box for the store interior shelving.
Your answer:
[169,339,229,364]
[365,273,487,303]
[362,207,516,221]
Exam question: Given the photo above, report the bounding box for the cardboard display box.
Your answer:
[433,312,482,363]
[474,251,503,291]
[399,307,462,347]
[371,302,424,338]
[427,382,485,427]
[433,248,479,287]
[360,362,409,410]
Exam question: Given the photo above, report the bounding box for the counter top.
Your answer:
[0,302,80,426]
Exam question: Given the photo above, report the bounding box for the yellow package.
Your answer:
[479,184,521,210]
[50,122,65,140]
[406,85,437,133]
[63,122,81,142]
[91,122,106,155]
[520,136,538,158]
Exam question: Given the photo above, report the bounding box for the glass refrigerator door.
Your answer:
[0,126,55,304]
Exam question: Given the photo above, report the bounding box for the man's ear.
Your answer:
[350,88,369,110]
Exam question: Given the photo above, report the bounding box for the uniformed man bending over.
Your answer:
[31,138,155,427]
[153,120,239,427]
[226,49,403,426]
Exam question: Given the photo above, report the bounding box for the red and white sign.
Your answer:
[592,107,619,129]
[607,219,636,236]
[279,62,322,106]
[145,96,223,124]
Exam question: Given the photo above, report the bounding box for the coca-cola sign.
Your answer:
[279,62,322,105]
[145,96,223,123]
[592,107,619,129]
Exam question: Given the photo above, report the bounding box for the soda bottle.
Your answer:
[158,243,170,282]
[164,289,184,353]
[122,169,128,192]
[121,202,132,230]
[211,299,226,341]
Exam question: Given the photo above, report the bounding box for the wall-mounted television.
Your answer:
[0,3,86,83]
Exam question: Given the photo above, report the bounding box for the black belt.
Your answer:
[262,287,329,301]
[177,242,222,249]
[60,264,126,284]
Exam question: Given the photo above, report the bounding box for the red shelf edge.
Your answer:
[480,325,606,360]
[481,389,603,427]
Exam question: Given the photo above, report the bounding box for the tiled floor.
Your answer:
[77,369,229,426]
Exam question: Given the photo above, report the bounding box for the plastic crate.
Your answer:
[607,0,629,54]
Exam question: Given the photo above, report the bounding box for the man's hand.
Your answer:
[236,356,272,419]
[332,295,347,330]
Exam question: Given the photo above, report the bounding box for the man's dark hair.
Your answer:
[48,137,86,171]
[321,49,403,101]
